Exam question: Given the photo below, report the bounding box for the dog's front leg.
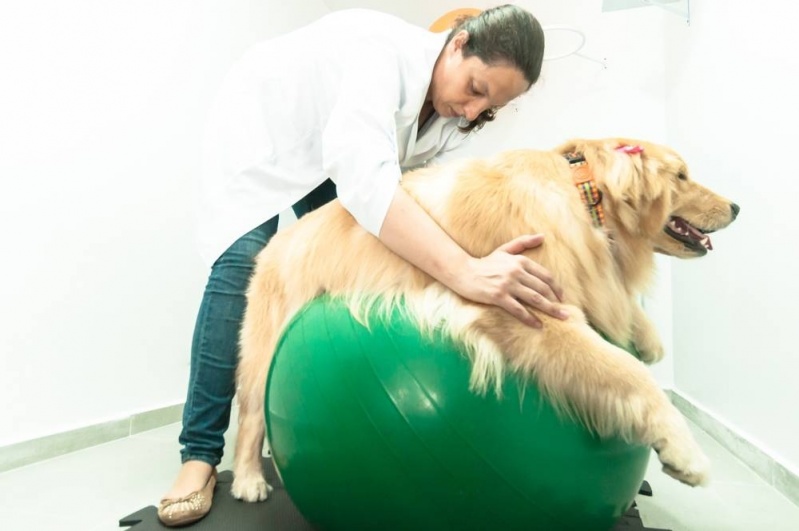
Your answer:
[631,302,665,364]
[471,307,709,486]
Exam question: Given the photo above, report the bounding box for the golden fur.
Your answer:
[230,138,738,501]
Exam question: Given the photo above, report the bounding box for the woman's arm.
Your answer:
[379,185,567,328]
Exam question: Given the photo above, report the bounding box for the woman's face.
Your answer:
[429,31,529,121]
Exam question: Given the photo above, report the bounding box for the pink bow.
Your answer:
[616,144,644,155]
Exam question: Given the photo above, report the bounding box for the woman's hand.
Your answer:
[455,234,567,328]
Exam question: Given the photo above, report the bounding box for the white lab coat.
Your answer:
[197,9,471,266]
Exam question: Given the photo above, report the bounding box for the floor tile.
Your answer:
[635,421,799,530]
[1,415,796,531]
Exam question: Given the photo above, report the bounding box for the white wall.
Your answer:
[664,0,799,473]
[0,0,329,446]
[1,0,679,448]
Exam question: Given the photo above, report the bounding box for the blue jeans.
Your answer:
[179,179,337,466]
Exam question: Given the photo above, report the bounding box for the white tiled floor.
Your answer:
[1,417,797,531]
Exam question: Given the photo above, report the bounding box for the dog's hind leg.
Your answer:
[230,264,286,502]
[231,369,270,502]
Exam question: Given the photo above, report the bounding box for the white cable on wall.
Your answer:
[543,25,606,68]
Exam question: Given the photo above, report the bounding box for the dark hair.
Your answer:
[446,5,545,133]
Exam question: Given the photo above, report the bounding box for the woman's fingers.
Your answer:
[495,233,546,255]
[454,234,568,327]
[519,258,565,304]
[499,234,565,303]
[497,296,543,328]
[513,282,568,321]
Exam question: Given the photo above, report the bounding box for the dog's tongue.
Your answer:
[686,223,712,250]
[672,217,713,250]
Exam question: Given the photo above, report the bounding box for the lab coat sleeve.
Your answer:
[428,126,475,166]
[321,47,405,237]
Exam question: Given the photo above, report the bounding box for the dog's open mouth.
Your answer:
[665,216,713,252]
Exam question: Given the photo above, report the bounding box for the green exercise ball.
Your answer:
[265,296,649,531]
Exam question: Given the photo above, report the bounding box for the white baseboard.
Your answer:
[0,403,183,473]
[667,389,799,507]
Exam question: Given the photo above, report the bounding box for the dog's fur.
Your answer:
[230,138,738,501]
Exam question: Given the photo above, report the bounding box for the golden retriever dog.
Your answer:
[230,138,738,501]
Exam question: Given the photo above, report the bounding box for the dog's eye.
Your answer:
[677,172,688,181]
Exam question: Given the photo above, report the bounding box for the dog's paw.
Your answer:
[653,413,710,486]
[659,448,710,486]
[634,335,665,364]
[637,344,665,364]
[231,474,273,502]
[631,312,665,364]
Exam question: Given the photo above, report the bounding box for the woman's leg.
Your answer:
[291,178,337,219]
[164,217,278,500]
[164,179,336,502]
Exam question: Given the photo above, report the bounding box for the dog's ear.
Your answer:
[590,140,672,237]
[639,192,670,236]
[596,141,647,201]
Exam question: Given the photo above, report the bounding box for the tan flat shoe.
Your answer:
[157,469,217,527]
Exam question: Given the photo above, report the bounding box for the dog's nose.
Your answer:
[730,203,740,220]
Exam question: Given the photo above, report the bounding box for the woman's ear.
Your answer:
[451,30,470,51]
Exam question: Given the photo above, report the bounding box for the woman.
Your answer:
[158,5,565,526]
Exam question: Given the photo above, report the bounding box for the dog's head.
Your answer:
[558,138,739,258]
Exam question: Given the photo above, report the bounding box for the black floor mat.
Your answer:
[120,459,669,530]
[119,457,312,531]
